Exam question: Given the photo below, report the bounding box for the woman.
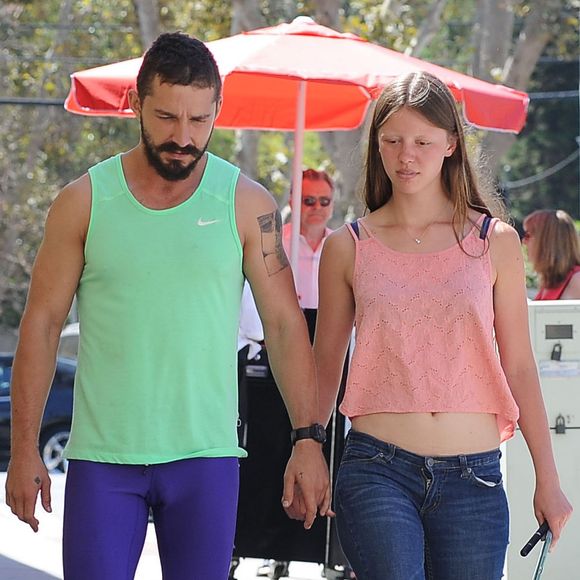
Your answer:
[314,72,572,580]
[523,209,580,300]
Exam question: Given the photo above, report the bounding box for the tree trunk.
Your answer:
[231,0,266,33]
[472,0,515,80]
[0,0,75,321]
[230,0,267,179]
[407,0,449,57]
[312,0,366,219]
[312,0,340,27]
[132,0,161,50]
[479,0,564,174]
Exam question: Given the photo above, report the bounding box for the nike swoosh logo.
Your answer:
[197,218,221,226]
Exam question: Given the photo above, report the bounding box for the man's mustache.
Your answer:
[157,142,201,156]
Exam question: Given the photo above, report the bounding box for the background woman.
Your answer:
[314,72,572,580]
[523,209,580,300]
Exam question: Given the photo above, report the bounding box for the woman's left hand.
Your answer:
[533,481,573,551]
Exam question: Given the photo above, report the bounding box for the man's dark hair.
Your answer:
[136,32,222,102]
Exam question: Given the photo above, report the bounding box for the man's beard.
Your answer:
[140,119,210,182]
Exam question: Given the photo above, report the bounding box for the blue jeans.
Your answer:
[334,430,509,580]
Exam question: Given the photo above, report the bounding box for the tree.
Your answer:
[1,0,578,330]
[477,0,569,175]
[132,0,161,49]
[230,0,267,180]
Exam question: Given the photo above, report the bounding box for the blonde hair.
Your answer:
[524,209,580,288]
[361,72,506,242]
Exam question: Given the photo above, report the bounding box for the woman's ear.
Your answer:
[445,135,458,157]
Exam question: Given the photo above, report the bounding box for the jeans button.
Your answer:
[426,458,434,467]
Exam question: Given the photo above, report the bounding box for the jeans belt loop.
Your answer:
[459,454,471,478]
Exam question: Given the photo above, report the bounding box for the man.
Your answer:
[5,32,330,580]
[257,169,334,578]
[283,168,334,338]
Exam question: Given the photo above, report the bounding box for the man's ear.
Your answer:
[128,89,141,118]
[215,96,223,120]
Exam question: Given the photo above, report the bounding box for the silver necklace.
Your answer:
[402,209,449,245]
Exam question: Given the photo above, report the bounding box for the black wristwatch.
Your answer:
[290,423,326,446]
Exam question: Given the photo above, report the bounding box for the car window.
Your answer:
[0,362,12,396]
[58,335,79,359]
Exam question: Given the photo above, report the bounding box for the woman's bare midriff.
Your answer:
[351,412,501,456]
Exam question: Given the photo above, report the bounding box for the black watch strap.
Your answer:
[290,423,326,445]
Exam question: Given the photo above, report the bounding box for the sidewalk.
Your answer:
[0,472,323,580]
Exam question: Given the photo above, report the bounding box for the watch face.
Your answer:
[291,423,326,445]
[313,424,326,443]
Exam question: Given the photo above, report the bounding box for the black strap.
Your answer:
[350,220,361,239]
[479,215,492,240]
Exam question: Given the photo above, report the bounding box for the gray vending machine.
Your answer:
[506,300,580,578]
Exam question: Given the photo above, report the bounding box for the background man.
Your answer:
[257,168,335,578]
[283,168,335,340]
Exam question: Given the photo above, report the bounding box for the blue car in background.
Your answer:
[0,353,75,472]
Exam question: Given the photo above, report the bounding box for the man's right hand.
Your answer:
[5,452,52,532]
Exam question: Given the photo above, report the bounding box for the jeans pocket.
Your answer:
[340,445,394,466]
[466,464,503,489]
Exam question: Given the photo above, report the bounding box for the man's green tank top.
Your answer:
[64,152,247,463]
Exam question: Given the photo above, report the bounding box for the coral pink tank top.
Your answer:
[340,213,519,442]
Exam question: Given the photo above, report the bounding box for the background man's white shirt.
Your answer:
[282,223,333,310]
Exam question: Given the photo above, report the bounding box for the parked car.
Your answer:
[58,322,79,359]
[0,353,75,472]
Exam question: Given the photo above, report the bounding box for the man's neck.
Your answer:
[301,225,327,251]
[121,147,207,210]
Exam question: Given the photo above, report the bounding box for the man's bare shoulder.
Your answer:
[234,173,280,243]
[47,173,92,239]
[52,173,91,207]
[235,173,276,211]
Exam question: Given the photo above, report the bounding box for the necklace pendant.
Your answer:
[414,238,421,244]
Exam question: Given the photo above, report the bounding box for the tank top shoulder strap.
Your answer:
[347,220,361,240]
[479,214,493,240]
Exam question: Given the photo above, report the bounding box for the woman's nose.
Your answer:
[398,143,415,162]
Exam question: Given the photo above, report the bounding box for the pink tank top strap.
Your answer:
[345,220,360,241]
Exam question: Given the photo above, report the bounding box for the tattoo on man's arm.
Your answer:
[257,211,289,276]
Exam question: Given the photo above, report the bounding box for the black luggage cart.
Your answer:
[231,311,351,579]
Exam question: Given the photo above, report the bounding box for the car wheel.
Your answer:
[39,424,70,473]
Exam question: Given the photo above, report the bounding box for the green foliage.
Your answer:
[501,60,579,223]
[495,3,580,224]
[160,0,233,40]
[254,131,335,203]
[1,0,579,325]
[342,0,477,72]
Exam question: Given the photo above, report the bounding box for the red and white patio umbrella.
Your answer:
[65,16,529,267]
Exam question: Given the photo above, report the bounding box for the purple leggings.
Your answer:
[63,457,239,580]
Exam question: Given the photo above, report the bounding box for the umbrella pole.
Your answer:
[290,81,306,278]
